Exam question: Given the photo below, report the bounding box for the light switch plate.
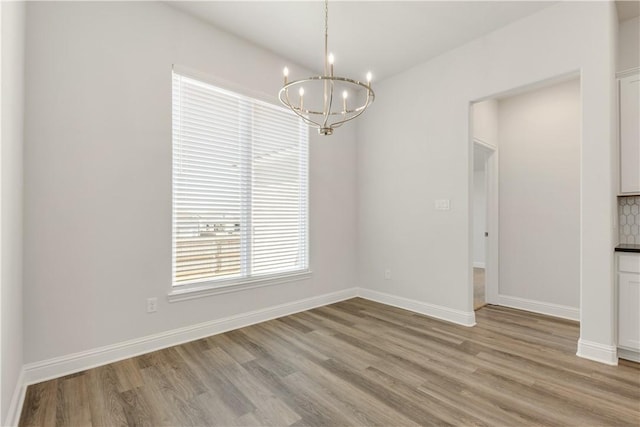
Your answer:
[435,199,450,210]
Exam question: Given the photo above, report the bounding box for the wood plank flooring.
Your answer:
[20,298,640,426]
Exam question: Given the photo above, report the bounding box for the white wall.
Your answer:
[24,2,357,365]
[498,78,580,309]
[618,17,639,72]
[357,2,617,361]
[473,166,486,267]
[472,99,498,147]
[1,1,25,423]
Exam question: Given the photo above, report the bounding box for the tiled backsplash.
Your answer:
[619,196,640,244]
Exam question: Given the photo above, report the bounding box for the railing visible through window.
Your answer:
[172,71,308,288]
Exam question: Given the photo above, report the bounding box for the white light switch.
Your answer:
[435,199,450,210]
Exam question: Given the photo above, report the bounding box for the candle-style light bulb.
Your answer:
[283,67,289,84]
[328,53,335,76]
[366,71,372,86]
[299,87,304,110]
[342,90,348,113]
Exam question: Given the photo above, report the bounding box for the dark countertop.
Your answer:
[615,244,640,253]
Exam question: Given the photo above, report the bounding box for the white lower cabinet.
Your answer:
[618,253,640,362]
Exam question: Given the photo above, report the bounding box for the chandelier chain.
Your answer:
[324,0,328,40]
[324,0,329,76]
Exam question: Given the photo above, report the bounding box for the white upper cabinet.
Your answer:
[619,72,640,194]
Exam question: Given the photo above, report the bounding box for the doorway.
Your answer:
[469,76,580,321]
[473,145,487,310]
[472,139,497,311]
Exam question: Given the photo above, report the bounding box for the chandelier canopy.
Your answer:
[279,0,375,136]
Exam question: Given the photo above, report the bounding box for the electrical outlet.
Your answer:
[147,297,158,313]
[385,269,391,280]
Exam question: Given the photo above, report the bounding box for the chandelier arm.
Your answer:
[325,89,373,128]
[299,115,323,128]
[323,80,328,122]
[323,79,335,128]
[281,88,325,127]
[280,77,374,116]
[349,88,375,114]
[294,109,324,129]
[281,93,374,116]
[287,101,323,128]
[280,83,374,118]
[283,87,373,119]
[281,87,328,120]
[283,88,295,113]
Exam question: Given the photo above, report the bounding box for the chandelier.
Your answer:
[279,0,375,136]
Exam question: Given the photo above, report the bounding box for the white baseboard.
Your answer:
[577,339,618,365]
[358,288,476,327]
[617,347,640,363]
[473,262,485,269]
[23,287,358,386]
[497,294,579,321]
[5,367,26,427]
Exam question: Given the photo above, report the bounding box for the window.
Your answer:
[171,70,309,293]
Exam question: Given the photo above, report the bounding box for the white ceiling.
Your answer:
[169,1,557,82]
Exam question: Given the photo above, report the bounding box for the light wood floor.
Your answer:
[20,298,640,426]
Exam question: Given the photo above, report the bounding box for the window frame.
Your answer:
[168,65,311,302]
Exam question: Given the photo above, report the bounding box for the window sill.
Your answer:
[167,270,313,303]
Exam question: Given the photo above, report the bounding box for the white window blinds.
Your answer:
[172,71,309,287]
